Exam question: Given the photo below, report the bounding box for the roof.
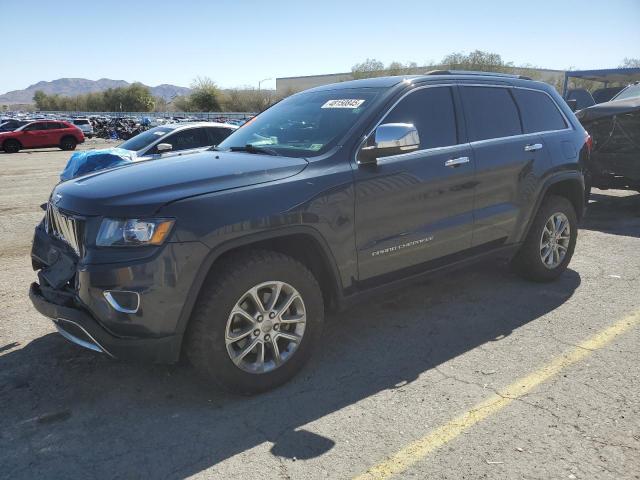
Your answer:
[304,70,544,93]
[171,121,238,129]
[564,68,640,84]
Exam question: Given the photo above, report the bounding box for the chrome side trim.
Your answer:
[103,291,140,314]
[54,318,115,358]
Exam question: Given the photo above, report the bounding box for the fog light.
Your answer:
[103,290,140,314]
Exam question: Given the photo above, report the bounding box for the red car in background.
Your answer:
[0,120,85,153]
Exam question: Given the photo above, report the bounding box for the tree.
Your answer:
[172,95,192,112]
[122,82,155,112]
[620,57,640,68]
[441,50,509,72]
[351,58,385,79]
[188,77,222,111]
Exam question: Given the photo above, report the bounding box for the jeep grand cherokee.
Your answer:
[29,71,589,394]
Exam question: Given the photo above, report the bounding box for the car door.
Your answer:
[46,122,66,146]
[353,85,475,281]
[458,85,551,247]
[147,127,210,158]
[20,122,51,148]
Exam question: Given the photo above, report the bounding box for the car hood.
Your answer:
[576,96,640,124]
[52,150,308,217]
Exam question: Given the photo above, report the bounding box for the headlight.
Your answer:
[96,218,175,247]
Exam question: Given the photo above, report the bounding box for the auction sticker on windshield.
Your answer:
[321,99,365,109]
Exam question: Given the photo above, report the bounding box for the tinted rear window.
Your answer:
[383,86,458,149]
[460,87,522,141]
[206,126,234,145]
[513,89,567,133]
[73,119,90,125]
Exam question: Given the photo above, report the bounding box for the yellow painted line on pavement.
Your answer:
[353,310,640,480]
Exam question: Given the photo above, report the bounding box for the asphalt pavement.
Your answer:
[0,144,638,479]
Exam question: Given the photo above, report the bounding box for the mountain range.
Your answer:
[0,78,191,105]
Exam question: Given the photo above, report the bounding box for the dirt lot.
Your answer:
[1,143,639,480]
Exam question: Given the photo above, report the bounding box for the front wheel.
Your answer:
[186,250,324,394]
[511,195,578,282]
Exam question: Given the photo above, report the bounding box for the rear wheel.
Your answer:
[60,137,77,151]
[511,195,578,282]
[2,139,20,153]
[186,250,324,394]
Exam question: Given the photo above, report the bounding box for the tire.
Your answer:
[511,194,578,282]
[2,139,20,153]
[186,250,324,394]
[60,137,77,151]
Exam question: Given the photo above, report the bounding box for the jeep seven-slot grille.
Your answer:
[44,203,84,257]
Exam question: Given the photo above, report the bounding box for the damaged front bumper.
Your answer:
[28,223,201,363]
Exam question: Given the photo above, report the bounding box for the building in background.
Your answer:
[277,66,565,95]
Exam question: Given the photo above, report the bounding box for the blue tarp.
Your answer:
[60,148,138,181]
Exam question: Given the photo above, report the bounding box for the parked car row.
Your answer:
[0,116,242,153]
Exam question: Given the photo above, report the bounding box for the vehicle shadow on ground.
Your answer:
[582,191,640,238]
[0,261,580,478]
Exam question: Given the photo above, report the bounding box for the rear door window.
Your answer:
[206,127,234,145]
[513,89,567,133]
[162,127,209,152]
[23,122,49,131]
[383,86,458,149]
[460,86,522,141]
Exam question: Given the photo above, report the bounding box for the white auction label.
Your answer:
[321,99,365,109]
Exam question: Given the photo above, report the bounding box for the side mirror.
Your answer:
[358,123,420,164]
[156,143,172,153]
[565,99,578,112]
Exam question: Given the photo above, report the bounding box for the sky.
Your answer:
[1,0,639,93]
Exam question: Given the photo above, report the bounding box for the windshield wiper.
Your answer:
[227,144,281,156]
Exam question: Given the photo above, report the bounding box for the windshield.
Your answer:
[612,84,640,101]
[119,126,173,152]
[217,88,383,157]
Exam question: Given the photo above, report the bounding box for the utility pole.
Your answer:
[258,78,272,91]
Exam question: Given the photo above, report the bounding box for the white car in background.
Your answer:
[70,118,94,138]
[60,121,239,180]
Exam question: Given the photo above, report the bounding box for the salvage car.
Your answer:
[0,120,84,153]
[60,121,238,180]
[29,72,588,394]
[576,82,640,193]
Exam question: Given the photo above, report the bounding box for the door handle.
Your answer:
[444,156,470,167]
[524,143,543,152]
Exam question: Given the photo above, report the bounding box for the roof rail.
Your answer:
[424,69,532,80]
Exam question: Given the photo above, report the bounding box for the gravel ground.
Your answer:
[0,144,639,479]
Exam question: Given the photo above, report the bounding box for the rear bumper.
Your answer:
[29,282,182,362]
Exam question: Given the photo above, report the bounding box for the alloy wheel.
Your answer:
[225,281,306,374]
[540,212,571,269]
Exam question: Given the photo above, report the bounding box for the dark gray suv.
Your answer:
[30,71,589,393]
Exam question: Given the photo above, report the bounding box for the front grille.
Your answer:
[44,203,84,257]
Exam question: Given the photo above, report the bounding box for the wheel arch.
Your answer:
[175,226,343,339]
[2,137,22,149]
[519,172,585,243]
